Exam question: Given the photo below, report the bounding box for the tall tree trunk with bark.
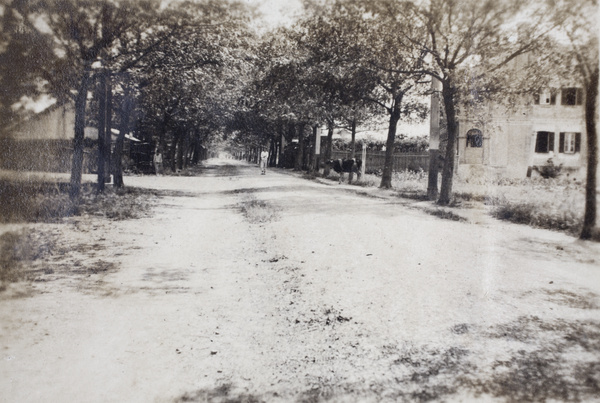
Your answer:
[97,72,107,192]
[113,90,131,188]
[69,67,92,200]
[581,66,599,240]
[105,76,112,181]
[380,94,403,189]
[438,80,458,205]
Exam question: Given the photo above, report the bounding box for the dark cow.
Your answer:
[326,158,362,184]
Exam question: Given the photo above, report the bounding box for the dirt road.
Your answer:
[1,159,600,402]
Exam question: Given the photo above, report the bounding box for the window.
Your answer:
[559,132,581,154]
[561,88,583,105]
[535,131,555,153]
[534,89,556,105]
[466,129,483,147]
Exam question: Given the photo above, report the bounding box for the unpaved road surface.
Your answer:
[1,159,600,402]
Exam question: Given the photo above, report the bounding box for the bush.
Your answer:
[535,158,563,179]
[492,202,583,235]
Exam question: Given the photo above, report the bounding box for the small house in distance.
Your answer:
[0,103,144,174]
[0,103,95,173]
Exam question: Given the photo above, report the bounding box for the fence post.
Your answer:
[361,146,366,177]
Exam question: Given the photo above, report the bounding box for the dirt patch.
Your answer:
[0,229,58,290]
[385,344,473,400]
[424,208,467,222]
[0,222,120,295]
[239,198,280,224]
[472,315,600,401]
[543,288,600,310]
[176,383,263,402]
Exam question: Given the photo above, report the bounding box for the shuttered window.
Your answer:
[559,132,581,154]
[535,132,555,153]
[561,88,583,106]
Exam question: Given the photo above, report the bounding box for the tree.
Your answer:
[550,0,599,239]
[132,1,256,174]
[0,3,57,130]
[293,2,383,176]
[7,0,162,199]
[370,0,557,203]
[360,2,428,188]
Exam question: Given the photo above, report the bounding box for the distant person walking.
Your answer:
[260,150,269,175]
[154,148,163,176]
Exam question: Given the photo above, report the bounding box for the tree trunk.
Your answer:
[427,149,440,200]
[323,120,334,177]
[350,118,357,159]
[438,80,458,205]
[427,77,442,200]
[179,130,188,169]
[105,76,112,182]
[269,136,277,167]
[580,66,599,240]
[308,125,318,174]
[380,95,402,189]
[294,123,305,171]
[97,72,107,192]
[278,124,285,167]
[69,67,92,201]
[177,130,185,171]
[113,90,131,188]
[169,131,179,172]
[193,132,201,164]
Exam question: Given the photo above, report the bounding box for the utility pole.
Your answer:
[427,77,442,200]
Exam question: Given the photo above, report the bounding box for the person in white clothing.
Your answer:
[260,150,269,174]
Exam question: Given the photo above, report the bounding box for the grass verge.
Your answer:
[0,229,56,291]
[0,180,158,223]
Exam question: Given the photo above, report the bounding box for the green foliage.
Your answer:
[492,202,584,235]
[332,135,429,153]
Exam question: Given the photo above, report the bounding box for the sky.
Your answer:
[244,0,304,30]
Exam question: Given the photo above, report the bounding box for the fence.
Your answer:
[330,150,429,173]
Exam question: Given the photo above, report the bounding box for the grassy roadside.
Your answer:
[319,169,598,240]
[0,179,161,291]
[0,179,160,223]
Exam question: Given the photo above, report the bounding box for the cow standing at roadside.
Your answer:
[326,158,362,184]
